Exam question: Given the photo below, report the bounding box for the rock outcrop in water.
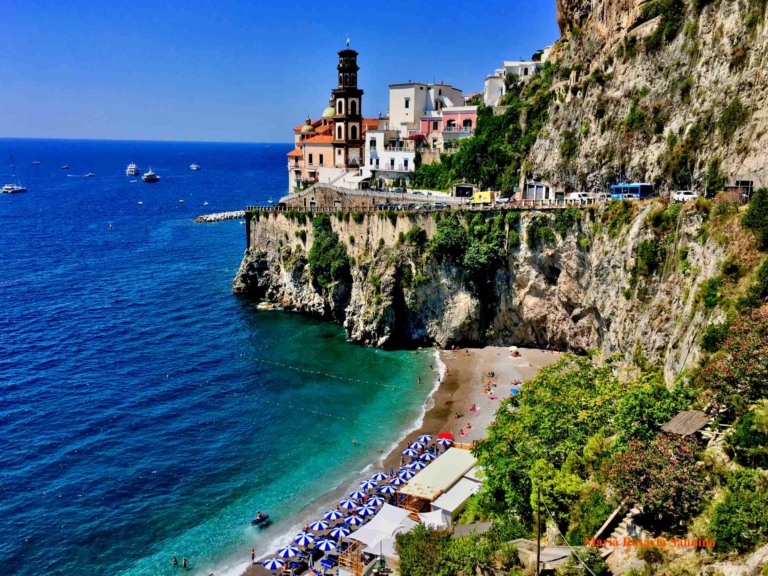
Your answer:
[234,203,733,383]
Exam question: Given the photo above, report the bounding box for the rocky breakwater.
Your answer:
[194,210,245,223]
[234,201,735,382]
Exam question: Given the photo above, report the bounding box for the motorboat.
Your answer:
[267,198,274,204]
[3,153,27,194]
[179,199,184,203]
[60,165,70,170]
[126,163,140,176]
[85,173,95,178]
[203,201,209,206]
[189,164,201,171]
[142,168,160,183]
[32,161,41,165]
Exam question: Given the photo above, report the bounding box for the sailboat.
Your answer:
[2,153,27,194]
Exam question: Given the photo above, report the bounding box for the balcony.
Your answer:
[443,126,473,134]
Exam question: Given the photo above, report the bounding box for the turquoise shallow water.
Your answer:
[0,139,434,576]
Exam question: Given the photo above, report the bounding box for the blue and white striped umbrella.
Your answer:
[345,515,364,525]
[378,484,398,494]
[402,448,419,457]
[338,499,357,510]
[262,558,285,570]
[407,460,427,470]
[294,532,316,546]
[398,469,416,480]
[390,476,407,486]
[309,520,329,531]
[410,441,425,450]
[348,490,367,500]
[277,546,299,558]
[420,452,437,461]
[360,480,377,491]
[356,505,376,517]
[316,539,338,552]
[436,438,453,446]
[330,525,351,539]
[367,495,385,506]
[371,472,389,481]
[417,434,432,443]
[324,509,345,521]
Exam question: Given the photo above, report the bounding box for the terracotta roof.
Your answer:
[662,410,710,436]
[293,119,323,132]
[302,135,333,144]
[363,119,378,129]
[287,148,303,158]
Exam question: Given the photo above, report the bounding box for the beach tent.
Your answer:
[398,448,477,507]
[418,509,451,529]
[347,504,415,549]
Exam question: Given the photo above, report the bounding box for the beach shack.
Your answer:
[339,504,417,576]
[397,448,478,515]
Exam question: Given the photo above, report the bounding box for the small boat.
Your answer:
[239,220,245,225]
[126,163,140,176]
[179,199,184,203]
[32,161,41,165]
[203,201,209,206]
[85,173,95,178]
[142,168,160,183]
[137,201,144,205]
[60,165,70,170]
[251,513,270,526]
[189,164,201,171]
[2,153,27,194]
[267,198,274,204]
[130,180,138,183]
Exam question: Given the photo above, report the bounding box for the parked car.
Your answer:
[433,202,449,209]
[566,192,591,202]
[673,190,699,202]
[495,196,512,204]
[392,187,406,194]
[592,193,610,201]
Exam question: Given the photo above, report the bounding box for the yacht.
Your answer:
[126,163,140,176]
[189,164,201,171]
[142,168,160,183]
[2,154,27,194]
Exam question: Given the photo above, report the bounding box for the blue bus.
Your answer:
[610,183,655,200]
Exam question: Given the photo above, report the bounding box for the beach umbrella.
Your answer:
[420,452,436,462]
[329,525,351,539]
[511,388,520,395]
[399,469,416,480]
[417,434,432,443]
[390,476,407,486]
[324,509,344,521]
[294,532,316,546]
[436,438,453,447]
[345,515,364,526]
[356,505,376,517]
[367,495,385,506]
[338,499,356,510]
[402,448,419,457]
[371,472,389,481]
[360,480,377,491]
[277,546,299,559]
[407,460,427,470]
[348,490,367,500]
[378,484,398,495]
[410,441,425,450]
[316,539,339,552]
[262,558,285,570]
[309,520,329,531]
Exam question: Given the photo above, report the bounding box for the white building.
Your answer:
[483,48,552,106]
[387,82,464,139]
[365,128,415,187]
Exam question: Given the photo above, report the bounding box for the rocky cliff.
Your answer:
[233,202,746,383]
[537,0,768,192]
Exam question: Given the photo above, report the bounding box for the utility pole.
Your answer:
[536,485,542,576]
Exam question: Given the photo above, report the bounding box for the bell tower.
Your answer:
[332,46,364,168]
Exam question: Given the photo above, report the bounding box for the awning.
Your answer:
[348,504,413,547]
[418,510,451,529]
[370,151,379,160]
[463,466,484,483]
[398,448,477,502]
[432,477,481,515]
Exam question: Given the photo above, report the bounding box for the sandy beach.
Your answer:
[242,346,560,576]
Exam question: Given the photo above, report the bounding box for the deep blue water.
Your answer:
[0,140,435,576]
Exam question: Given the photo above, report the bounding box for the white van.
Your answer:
[566,192,591,202]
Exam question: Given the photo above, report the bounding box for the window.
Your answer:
[370,139,377,149]
[350,100,358,115]
[439,89,442,96]
[337,100,344,114]
[308,154,314,165]
[463,119,473,129]
[390,158,395,169]
[404,98,410,109]
[319,154,324,165]
[350,125,358,140]
[404,158,409,170]
[351,73,356,85]
[524,68,529,76]
[337,125,343,139]
[432,121,438,131]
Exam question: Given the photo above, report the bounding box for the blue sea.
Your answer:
[0,139,436,576]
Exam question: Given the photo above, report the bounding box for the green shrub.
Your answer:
[430,216,469,264]
[308,214,351,289]
[727,411,768,468]
[706,158,726,196]
[351,210,364,224]
[386,210,397,227]
[710,472,768,553]
[294,229,307,244]
[554,207,580,238]
[527,216,557,249]
[348,234,355,245]
[701,322,729,352]
[604,200,634,237]
[718,97,750,141]
[744,188,768,249]
[740,258,768,308]
[560,130,579,162]
[697,276,723,310]
[405,226,428,250]
[635,240,665,277]
[624,102,645,131]
[642,0,686,50]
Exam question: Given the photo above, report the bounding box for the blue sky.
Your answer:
[1,0,559,143]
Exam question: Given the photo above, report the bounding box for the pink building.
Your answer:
[418,105,478,150]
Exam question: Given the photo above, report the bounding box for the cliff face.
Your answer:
[537,0,768,191]
[234,205,728,382]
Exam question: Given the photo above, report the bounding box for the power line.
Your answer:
[541,499,601,576]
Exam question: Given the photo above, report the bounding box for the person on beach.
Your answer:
[251,549,255,564]
[352,438,357,445]
[304,523,310,532]
[417,376,421,385]
[173,556,178,566]
[182,558,188,569]
[470,404,477,412]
